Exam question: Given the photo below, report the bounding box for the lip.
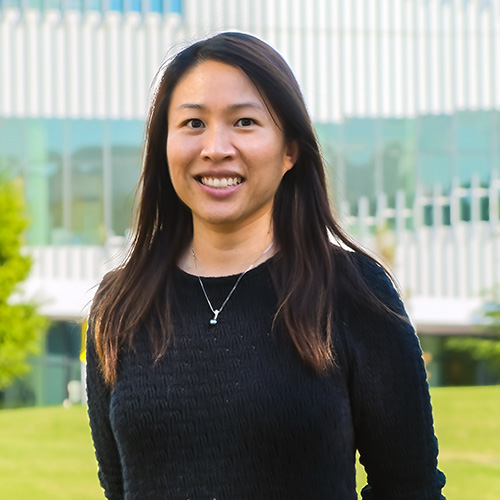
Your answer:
[195,169,244,179]
[196,178,244,197]
[194,170,245,195]
[195,173,244,197]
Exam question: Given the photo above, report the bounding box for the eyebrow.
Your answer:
[176,102,265,111]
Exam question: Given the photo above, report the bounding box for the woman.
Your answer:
[87,32,446,499]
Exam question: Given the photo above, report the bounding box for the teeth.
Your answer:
[200,177,243,188]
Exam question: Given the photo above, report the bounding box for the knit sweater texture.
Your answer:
[86,252,446,500]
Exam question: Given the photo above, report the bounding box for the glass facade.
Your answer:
[318,111,499,210]
[0,118,142,245]
[1,111,498,245]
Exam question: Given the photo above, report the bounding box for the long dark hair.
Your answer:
[91,32,394,385]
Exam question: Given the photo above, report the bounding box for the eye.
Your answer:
[235,118,255,127]
[185,118,205,129]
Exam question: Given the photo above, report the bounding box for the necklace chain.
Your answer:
[192,241,274,326]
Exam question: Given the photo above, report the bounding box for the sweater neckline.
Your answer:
[174,253,276,284]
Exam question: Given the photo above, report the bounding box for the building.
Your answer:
[1,0,499,405]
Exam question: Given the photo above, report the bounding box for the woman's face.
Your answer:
[166,60,296,232]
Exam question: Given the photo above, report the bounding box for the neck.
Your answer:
[179,216,276,277]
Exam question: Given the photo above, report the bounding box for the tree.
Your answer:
[0,171,47,390]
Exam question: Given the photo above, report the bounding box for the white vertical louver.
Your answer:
[1,0,499,121]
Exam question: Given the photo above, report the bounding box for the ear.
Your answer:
[283,140,299,173]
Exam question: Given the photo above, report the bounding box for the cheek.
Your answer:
[166,143,186,180]
[167,135,197,172]
[166,136,177,167]
[166,143,184,195]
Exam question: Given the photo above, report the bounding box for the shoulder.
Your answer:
[97,268,122,295]
[90,269,123,313]
[330,245,397,299]
[87,269,121,337]
[329,245,410,332]
[332,249,420,369]
[348,250,396,296]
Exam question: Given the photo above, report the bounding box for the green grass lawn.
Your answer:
[0,386,499,499]
[431,386,500,500]
[0,405,102,500]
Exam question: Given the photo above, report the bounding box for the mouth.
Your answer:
[198,176,244,188]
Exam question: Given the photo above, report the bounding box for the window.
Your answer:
[343,118,377,203]
[69,120,104,244]
[380,118,416,200]
[455,111,490,154]
[109,120,142,237]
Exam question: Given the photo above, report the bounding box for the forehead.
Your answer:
[169,60,265,109]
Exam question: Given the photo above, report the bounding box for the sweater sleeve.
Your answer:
[345,257,446,500]
[86,321,124,500]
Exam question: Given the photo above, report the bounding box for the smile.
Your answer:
[200,176,244,188]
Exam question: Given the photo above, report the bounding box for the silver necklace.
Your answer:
[192,241,274,326]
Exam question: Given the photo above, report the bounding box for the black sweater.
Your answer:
[86,253,446,499]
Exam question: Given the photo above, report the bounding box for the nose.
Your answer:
[201,126,235,162]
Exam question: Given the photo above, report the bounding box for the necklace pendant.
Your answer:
[210,310,220,326]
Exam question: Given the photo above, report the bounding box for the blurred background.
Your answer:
[0,0,499,408]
